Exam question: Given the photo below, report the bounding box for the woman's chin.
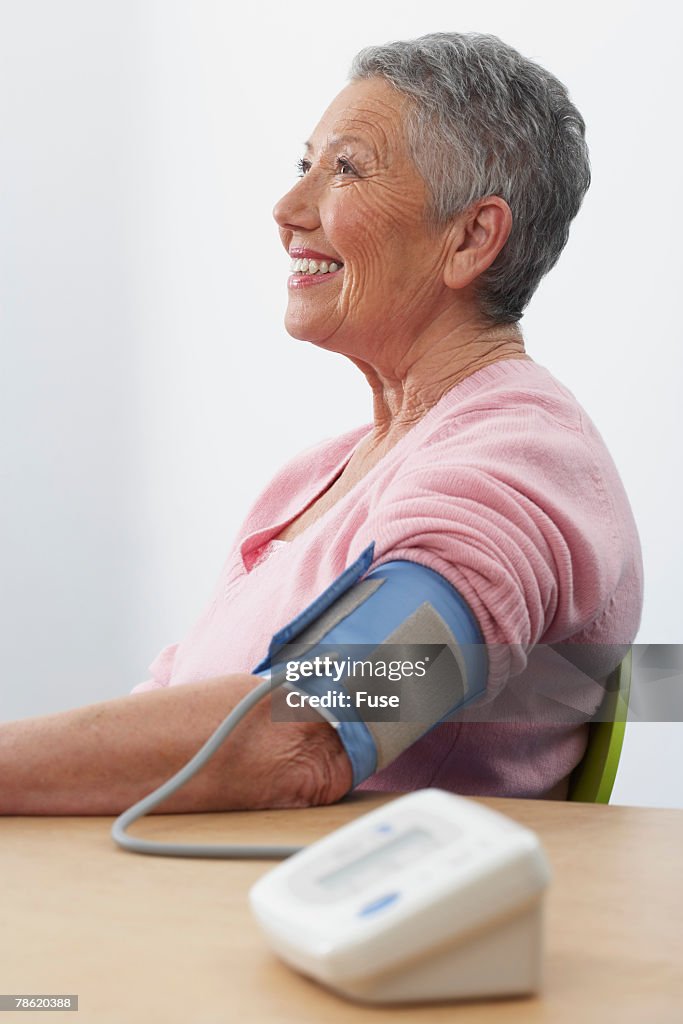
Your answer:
[284,321,316,343]
[284,311,335,346]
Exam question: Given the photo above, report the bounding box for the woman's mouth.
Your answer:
[288,256,344,289]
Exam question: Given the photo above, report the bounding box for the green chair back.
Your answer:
[568,648,632,803]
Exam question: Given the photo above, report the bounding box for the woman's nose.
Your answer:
[272,177,320,232]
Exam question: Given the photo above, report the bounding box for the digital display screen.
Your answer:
[318,827,437,891]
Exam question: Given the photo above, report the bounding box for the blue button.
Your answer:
[358,892,400,917]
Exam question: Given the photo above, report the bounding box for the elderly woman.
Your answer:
[1,32,642,814]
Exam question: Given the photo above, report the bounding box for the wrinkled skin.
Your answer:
[273,77,524,434]
[273,78,448,360]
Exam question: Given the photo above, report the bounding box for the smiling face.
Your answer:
[272,78,455,362]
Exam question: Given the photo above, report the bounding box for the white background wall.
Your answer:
[1,0,681,806]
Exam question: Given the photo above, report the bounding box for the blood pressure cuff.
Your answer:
[252,542,487,788]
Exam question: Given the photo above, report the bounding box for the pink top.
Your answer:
[132,358,643,798]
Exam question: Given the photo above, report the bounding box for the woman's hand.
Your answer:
[0,675,353,815]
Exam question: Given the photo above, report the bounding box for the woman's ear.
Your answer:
[443,196,513,291]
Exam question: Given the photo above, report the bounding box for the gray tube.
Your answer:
[111,673,302,859]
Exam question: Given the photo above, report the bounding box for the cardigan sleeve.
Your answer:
[360,405,639,697]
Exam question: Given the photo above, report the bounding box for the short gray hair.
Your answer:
[349,33,591,323]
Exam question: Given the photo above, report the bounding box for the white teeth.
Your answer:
[289,256,343,275]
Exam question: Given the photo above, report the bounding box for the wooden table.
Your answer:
[2,794,682,1023]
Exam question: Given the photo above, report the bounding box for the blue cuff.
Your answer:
[251,550,485,791]
[336,720,377,786]
[283,670,378,787]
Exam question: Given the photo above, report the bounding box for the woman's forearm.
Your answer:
[0,675,352,815]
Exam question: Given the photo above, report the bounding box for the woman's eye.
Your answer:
[336,157,356,176]
[295,156,357,178]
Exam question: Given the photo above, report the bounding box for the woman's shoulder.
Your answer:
[393,358,635,523]
[362,357,643,673]
[408,358,622,476]
[424,357,586,439]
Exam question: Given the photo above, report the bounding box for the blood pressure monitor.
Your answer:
[249,789,551,1004]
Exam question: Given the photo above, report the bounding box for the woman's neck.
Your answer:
[349,319,528,446]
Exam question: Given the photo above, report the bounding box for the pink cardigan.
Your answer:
[132,358,643,798]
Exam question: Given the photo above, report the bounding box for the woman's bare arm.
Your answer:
[0,675,353,815]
